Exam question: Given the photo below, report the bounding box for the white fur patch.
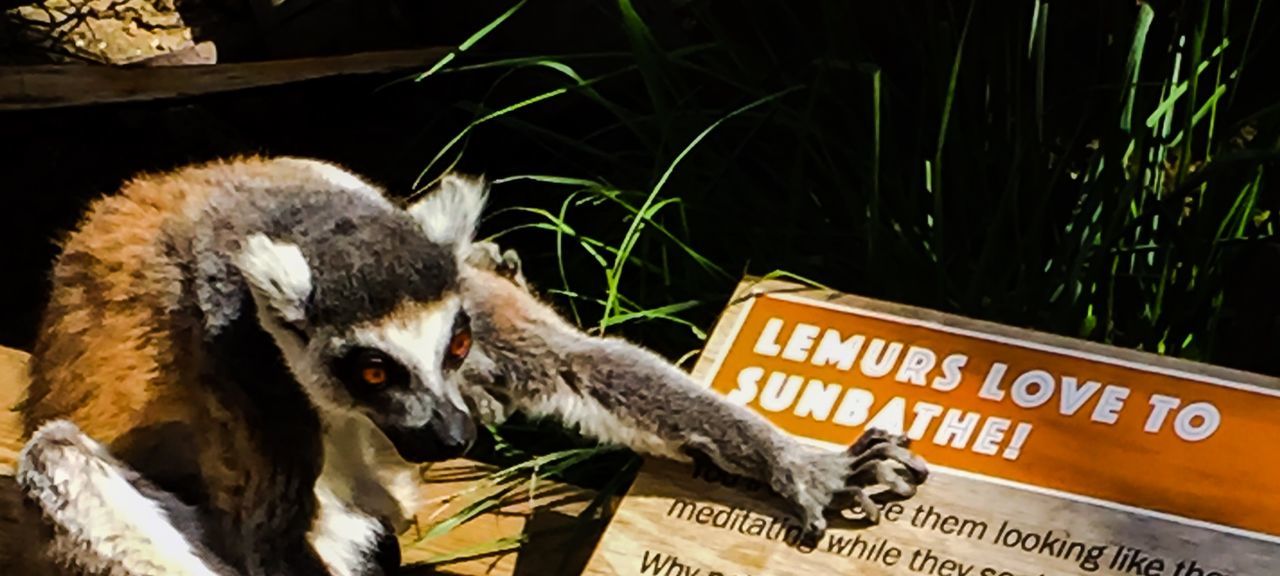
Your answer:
[308,480,381,576]
[407,174,488,252]
[317,411,422,530]
[520,388,686,461]
[17,420,223,576]
[374,464,423,531]
[235,234,312,327]
[348,296,469,426]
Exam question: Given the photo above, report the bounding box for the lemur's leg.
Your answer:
[17,420,236,576]
[458,241,930,542]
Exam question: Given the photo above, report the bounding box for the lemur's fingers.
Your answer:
[466,241,529,290]
[828,485,883,524]
[828,460,918,526]
[497,249,529,290]
[849,487,882,524]
[847,442,929,485]
[846,428,928,485]
[498,248,523,276]
[797,506,829,543]
[847,427,904,454]
[465,241,506,272]
[848,459,919,500]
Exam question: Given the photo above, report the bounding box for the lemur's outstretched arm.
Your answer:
[459,243,929,538]
[5,420,236,576]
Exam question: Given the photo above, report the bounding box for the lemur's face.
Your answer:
[236,227,480,462]
[315,296,477,462]
[232,166,491,463]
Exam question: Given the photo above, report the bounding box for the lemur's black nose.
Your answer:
[430,405,477,454]
[384,404,476,463]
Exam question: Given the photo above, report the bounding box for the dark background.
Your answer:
[4,0,1280,377]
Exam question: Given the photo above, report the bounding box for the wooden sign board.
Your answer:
[581,278,1280,576]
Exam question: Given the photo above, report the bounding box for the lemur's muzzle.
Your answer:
[384,404,477,463]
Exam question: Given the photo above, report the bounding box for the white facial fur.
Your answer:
[234,233,467,425]
[345,296,468,426]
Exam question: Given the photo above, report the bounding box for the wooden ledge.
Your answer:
[0,46,450,111]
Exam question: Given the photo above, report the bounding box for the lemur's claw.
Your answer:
[466,241,528,289]
[833,427,929,521]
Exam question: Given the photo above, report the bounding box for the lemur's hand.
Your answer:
[784,427,928,541]
[465,241,528,291]
[836,428,929,522]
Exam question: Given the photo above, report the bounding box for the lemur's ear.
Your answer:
[407,173,488,255]
[235,233,313,332]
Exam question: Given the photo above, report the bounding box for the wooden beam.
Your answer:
[0,347,27,477]
[0,46,450,111]
[0,346,611,575]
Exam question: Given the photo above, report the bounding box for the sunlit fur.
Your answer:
[8,156,483,576]
[16,420,235,576]
[453,246,930,538]
[4,161,930,576]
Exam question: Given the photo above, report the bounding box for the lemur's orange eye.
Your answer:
[336,348,406,391]
[449,329,471,361]
[444,311,472,371]
[362,366,388,386]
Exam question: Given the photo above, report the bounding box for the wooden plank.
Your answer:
[401,460,612,575]
[0,347,27,477]
[582,277,1280,575]
[0,346,610,575]
[0,46,450,110]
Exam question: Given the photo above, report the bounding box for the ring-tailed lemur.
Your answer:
[4,156,489,576]
[3,160,928,576]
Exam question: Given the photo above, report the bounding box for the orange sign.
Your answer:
[704,291,1280,540]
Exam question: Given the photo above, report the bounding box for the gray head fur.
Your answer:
[184,158,485,463]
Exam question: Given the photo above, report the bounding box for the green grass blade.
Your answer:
[868,65,882,281]
[931,0,977,278]
[1121,3,1155,132]
[600,85,804,329]
[413,68,632,191]
[417,0,528,80]
[1176,0,1212,186]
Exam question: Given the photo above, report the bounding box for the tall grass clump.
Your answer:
[396,0,1280,560]
[415,0,1278,365]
